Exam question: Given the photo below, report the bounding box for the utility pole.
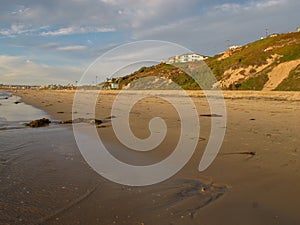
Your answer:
[96,76,98,85]
[226,39,230,50]
[265,28,269,38]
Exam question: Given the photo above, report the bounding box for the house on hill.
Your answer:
[167,53,207,64]
[229,45,242,51]
[268,33,279,38]
[102,78,119,90]
[297,26,300,32]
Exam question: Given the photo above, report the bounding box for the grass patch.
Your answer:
[237,73,269,90]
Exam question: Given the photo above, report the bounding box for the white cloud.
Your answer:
[0,0,199,36]
[0,55,83,85]
[213,0,286,14]
[35,43,88,53]
[40,26,115,36]
[36,43,60,49]
[253,0,285,9]
[213,3,241,13]
[131,0,300,56]
[57,45,87,51]
[0,0,300,85]
[11,6,31,15]
[0,23,36,37]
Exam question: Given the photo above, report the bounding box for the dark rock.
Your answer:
[225,151,256,156]
[59,118,87,124]
[94,119,103,125]
[26,118,51,128]
[59,120,72,124]
[200,114,223,117]
[14,101,21,104]
[59,118,103,125]
[105,115,116,119]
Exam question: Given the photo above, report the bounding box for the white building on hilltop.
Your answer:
[167,53,207,64]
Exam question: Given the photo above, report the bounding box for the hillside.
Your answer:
[114,32,300,91]
[206,31,300,90]
[117,63,215,90]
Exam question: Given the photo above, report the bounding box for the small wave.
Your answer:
[0,121,29,131]
[0,93,49,122]
[0,126,27,131]
[0,90,12,99]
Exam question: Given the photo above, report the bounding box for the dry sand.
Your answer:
[10,90,300,225]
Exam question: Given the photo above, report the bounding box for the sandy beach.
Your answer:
[2,89,300,225]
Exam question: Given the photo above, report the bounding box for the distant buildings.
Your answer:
[0,84,39,90]
[38,84,77,90]
[167,53,208,64]
[101,78,120,90]
[0,84,77,90]
[110,82,119,90]
[229,45,241,50]
[268,33,279,38]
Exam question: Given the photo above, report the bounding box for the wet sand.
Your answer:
[4,89,300,224]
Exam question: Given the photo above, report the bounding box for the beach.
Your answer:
[1,89,300,225]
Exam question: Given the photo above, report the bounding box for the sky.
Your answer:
[0,0,300,85]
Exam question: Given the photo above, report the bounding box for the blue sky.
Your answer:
[0,0,300,85]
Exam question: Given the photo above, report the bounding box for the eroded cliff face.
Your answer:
[263,59,300,91]
[219,54,281,89]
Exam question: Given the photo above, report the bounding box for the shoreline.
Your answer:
[4,89,300,224]
[11,89,300,122]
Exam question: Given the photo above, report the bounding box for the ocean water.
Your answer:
[0,90,49,130]
[0,90,95,224]
[0,90,228,224]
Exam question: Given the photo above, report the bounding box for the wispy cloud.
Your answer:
[35,43,88,53]
[56,45,87,51]
[253,0,285,9]
[0,24,36,37]
[10,6,31,16]
[40,26,115,36]
[0,55,83,85]
[213,0,286,14]
[36,43,60,49]
[213,3,241,13]
[0,0,300,84]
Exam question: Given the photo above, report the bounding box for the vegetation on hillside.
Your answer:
[206,32,300,78]
[206,32,300,90]
[275,64,300,91]
[115,32,300,91]
[118,63,196,89]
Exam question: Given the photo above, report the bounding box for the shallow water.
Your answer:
[0,91,76,224]
[0,124,99,225]
[0,92,96,224]
[0,90,49,130]
[0,90,228,225]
